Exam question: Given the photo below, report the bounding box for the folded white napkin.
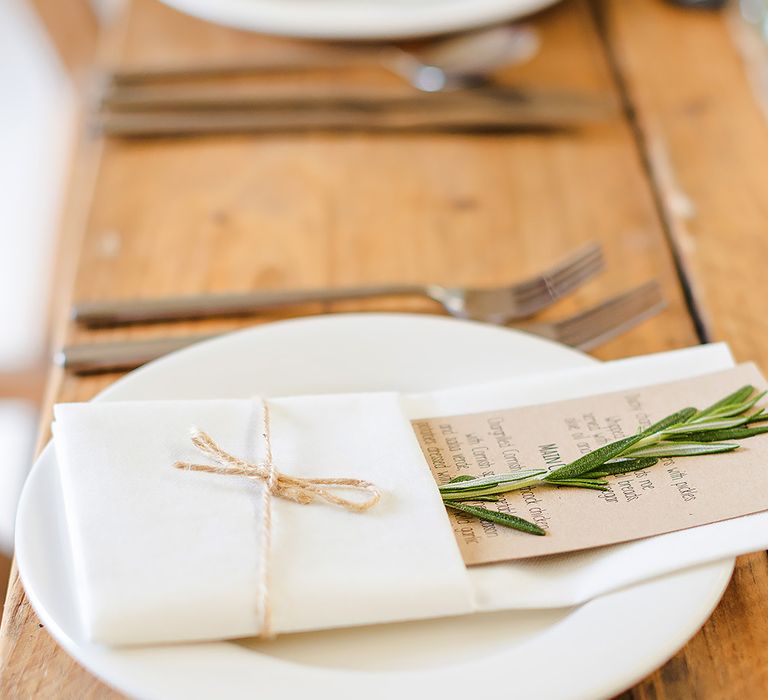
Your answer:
[55,394,473,645]
[55,343,765,646]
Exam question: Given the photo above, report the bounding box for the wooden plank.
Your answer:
[0,0,704,696]
[599,0,768,696]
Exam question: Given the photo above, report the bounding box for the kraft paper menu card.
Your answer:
[414,363,768,564]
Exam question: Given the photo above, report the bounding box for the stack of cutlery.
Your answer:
[96,26,616,137]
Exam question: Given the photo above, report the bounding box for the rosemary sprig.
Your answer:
[444,501,546,536]
[441,385,768,537]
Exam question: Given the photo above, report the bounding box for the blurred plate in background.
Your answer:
[157,0,561,40]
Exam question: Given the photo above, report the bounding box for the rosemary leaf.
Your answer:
[543,436,644,481]
[694,385,754,420]
[586,457,659,477]
[622,441,739,458]
[706,390,766,420]
[442,481,543,500]
[666,425,768,443]
[438,470,546,494]
[663,415,756,434]
[745,410,768,424]
[444,501,546,536]
[545,479,609,491]
[547,477,608,486]
[545,407,696,481]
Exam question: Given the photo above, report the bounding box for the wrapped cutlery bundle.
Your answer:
[53,343,768,646]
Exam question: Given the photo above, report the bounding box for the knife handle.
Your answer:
[57,335,216,374]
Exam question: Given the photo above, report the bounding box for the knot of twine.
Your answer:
[173,400,381,638]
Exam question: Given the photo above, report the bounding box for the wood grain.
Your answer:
[1,0,758,696]
[600,0,768,696]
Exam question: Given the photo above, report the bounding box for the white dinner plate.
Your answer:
[15,314,733,699]
[158,0,561,40]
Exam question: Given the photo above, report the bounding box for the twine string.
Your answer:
[173,400,381,638]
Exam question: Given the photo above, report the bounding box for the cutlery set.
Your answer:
[62,243,666,373]
[96,25,615,137]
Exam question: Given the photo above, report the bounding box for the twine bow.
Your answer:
[173,400,381,638]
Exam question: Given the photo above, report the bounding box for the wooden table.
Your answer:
[3,0,768,695]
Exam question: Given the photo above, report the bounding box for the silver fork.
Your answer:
[518,280,665,351]
[72,242,603,327]
[58,282,665,374]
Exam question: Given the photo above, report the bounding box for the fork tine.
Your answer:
[550,281,666,350]
[516,249,604,313]
[517,282,665,349]
[507,242,603,302]
[543,251,607,300]
[509,245,605,315]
